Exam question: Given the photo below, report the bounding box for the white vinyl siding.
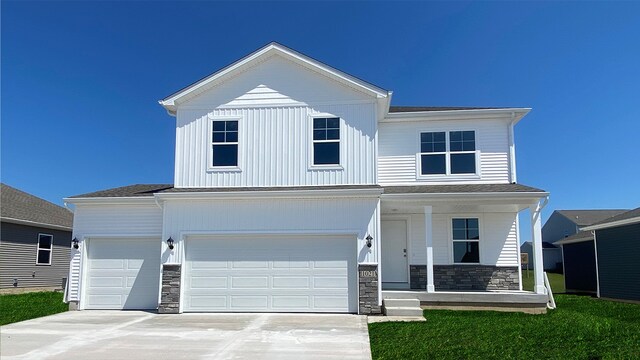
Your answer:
[67,203,163,302]
[402,212,519,267]
[379,119,511,185]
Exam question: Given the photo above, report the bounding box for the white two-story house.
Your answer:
[65,43,550,315]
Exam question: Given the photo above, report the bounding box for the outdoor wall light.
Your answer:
[72,238,79,249]
[166,237,175,250]
[366,235,373,248]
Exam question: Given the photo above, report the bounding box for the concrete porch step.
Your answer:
[383,306,424,317]
[383,298,420,308]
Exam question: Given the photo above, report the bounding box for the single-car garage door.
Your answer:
[184,235,357,313]
[84,238,161,310]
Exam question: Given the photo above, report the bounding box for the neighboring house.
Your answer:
[543,209,628,293]
[557,208,640,301]
[64,43,550,314]
[0,183,73,289]
[520,241,562,272]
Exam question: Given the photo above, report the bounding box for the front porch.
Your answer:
[378,184,550,313]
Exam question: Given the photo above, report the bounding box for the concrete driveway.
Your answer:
[1,311,371,360]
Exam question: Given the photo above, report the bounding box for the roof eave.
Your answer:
[581,217,640,231]
[1,217,72,231]
[382,108,531,123]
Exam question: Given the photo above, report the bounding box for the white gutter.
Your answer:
[381,191,549,201]
[592,230,601,298]
[581,216,640,231]
[155,188,384,201]
[63,197,159,205]
[0,217,72,231]
[508,112,518,183]
[382,108,531,122]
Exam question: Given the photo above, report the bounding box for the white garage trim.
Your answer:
[181,233,359,313]
[80,235,162,310]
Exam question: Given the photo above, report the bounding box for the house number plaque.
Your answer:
[359,270,378,277]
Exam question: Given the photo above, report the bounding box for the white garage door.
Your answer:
[184,235,357,313]
[84,238,161,310]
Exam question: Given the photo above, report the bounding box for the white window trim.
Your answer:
[207,116,242,172]
[309,114,344,170]
[449,215,483,265]
[416,130,481,180]
[36,233,53,266]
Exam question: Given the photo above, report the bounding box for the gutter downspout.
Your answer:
[592,230,600,298]
[508,112,518,183]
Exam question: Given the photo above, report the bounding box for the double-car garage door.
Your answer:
[84,235,357,313]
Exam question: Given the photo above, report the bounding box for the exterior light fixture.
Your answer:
[72,238,79,249]
[366,235,373,248]
[166,237,175,250]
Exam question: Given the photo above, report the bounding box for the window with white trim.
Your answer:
[211,120,238,167]
[420,131,477,175]
[36,234,53,265]
[313,117,340,165]
[452,218,479,263]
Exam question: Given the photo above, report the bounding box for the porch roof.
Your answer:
[383,183,545,195]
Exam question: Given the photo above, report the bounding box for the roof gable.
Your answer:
[159,42,389,115]
[1,183,73,229]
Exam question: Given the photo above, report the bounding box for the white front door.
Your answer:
[183,235,357,313]
[84,238,161,310]
[381,220,408,283]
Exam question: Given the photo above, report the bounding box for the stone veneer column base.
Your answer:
[358,264,381,315]
[410,265,428,290]
[158,264,181,314]
[433,265,520,291]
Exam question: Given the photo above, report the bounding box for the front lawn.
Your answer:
[0,291,68,325]
[369,295,640,359]
[521,270,565,293]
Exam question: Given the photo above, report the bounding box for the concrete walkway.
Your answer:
[1,311,372,360]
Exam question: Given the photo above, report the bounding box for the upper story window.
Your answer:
[313,117,340,165]
[452,218,480,264]
[211,120,238,167]
[36,234,53,265]
[420,130,476,176]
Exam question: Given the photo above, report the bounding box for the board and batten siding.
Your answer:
[173,54,378,188]
[67,203,163,302]
[378,118,512,185]
[596,223,640,301]
[161,197,380,265]
[393,212,519,267]
[0,222,71,289]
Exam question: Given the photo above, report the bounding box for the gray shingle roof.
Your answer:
[584,207,640,228]
[383,183,546,194]
[70,183,546,198]
[69,184,174,198]
[554,231,594,245]
[1,183,73,228]
[389,106,508,113]
[556,209,629,226]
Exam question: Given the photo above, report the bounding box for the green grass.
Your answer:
[369,295,640,359]
[521,270,565,293]
[0,291,68,325]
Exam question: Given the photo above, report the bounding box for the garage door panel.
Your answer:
[184,236,356,313]
[85,238,160,310]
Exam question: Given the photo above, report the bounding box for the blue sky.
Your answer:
[2,1,639,241]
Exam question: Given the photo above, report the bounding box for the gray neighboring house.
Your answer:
[0,183,73,289]
[558,207,640,302]
[520,241,562,271]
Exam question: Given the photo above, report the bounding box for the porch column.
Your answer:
[424,206,435,293]
[530,202,546,294]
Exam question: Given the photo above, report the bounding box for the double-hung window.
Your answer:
[36,234,53,265]
[211,120,238,167]
[452,218,480,264]
[312,117,340,165]
[420,130,477,175]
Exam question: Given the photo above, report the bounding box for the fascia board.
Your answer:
[63,197,159,206]
[381,191,548,202]
[381,108,531,123]
[1,217,72,231]
[155,188,384,201]
[581,217,640,231]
